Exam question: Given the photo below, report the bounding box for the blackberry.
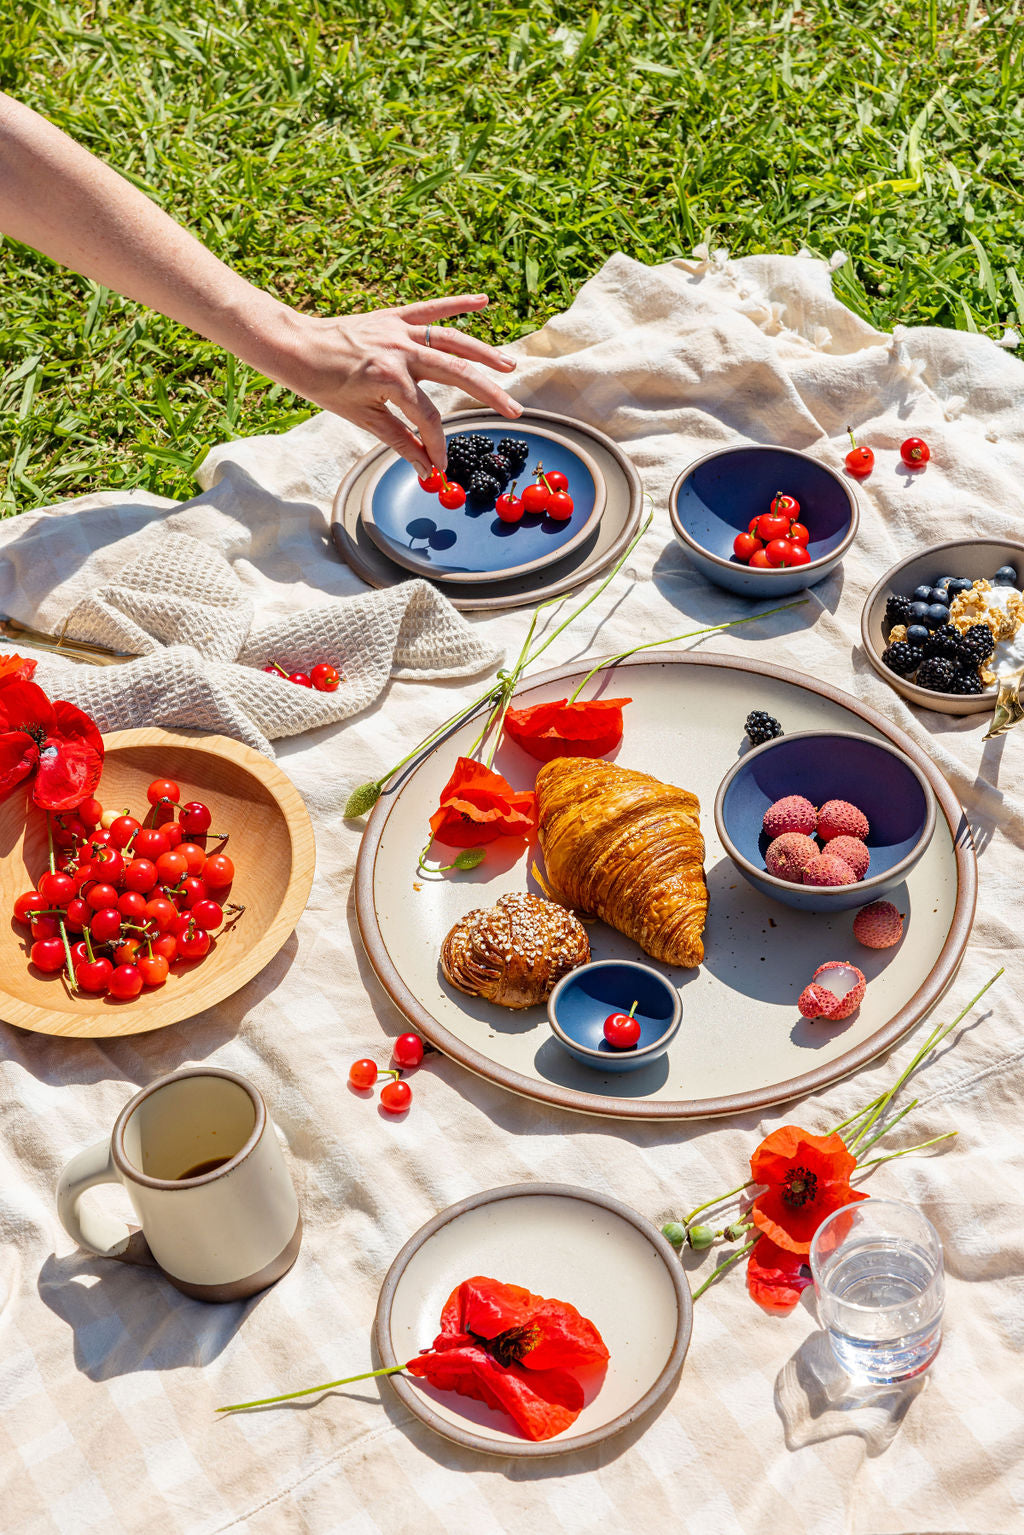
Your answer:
[884,593,913,630]
[480,453,512,489]
[915,656,956,692]
[960,624,995,664]
[744,710,783,745]
[498,436,529,472]
[447,432,493,461]
[467,471,502,504]
[882,642,923,678]
[924,624,966,662]
[947,668,985,696]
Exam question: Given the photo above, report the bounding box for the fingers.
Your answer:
[414,355,523,421]
[422,324,517,373]
[387,379,447,470]
[397,293,490,325]
[355,404,433,477]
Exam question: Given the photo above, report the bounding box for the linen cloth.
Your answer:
[2,250,1024,1535]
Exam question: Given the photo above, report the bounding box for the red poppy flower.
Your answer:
[0,678,104,811]
[746,1236,813,1315]
[503,697,632,762]
[429,756,537,848]
[405,1275,610,1441]
[749,1124,868,1256]
[0,654,37,685]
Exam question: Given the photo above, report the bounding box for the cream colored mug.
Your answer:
[56,1068,301,1302]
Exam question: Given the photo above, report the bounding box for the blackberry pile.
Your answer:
[744,710,784,745]
[445,433,495,487]
[879,568,1003,696]
[445,432,531,506]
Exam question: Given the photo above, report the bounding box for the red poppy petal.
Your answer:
[750,1126,856,1188]
[51,699,106,762]
[746,1237,813,1314]
[504,699,631,763]
[0,679,55,735]
[752,1185,868,1254]
[0,732,39,799]
[0,654,37,684]
[429,788,537,847]
[32,737,104,812]
[504,700,568,742]
[545,700,631,742]
[442,1276,535,1338]
[519,1298,610,1372]
[407,1346,584,1441]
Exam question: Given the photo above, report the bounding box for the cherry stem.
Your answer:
[83,926,96,963]
[847,426,859,449]
[269,661,289,678]
[626,1000,638,1020]
[216,1363,408,1413]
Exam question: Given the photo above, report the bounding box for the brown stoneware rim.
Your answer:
[547,960,682,1060]
[713,728,938,899]
[860,537,1024,709]
[112,1067,266,1190]
[668,444,860,574]
[331,408,644,613]
[373,1182,692,1458]
[355,650,977,1121]
[360,423,608,585]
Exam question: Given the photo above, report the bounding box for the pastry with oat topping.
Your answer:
[440,892,590,1010]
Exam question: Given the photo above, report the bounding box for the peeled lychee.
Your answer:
[765,832,818,883]
[763,795,817,839]
[853,900,904,949]
[803,853,856,887]
[797,961,866,1021]
[818,799,869,842]
[823,835,870,881]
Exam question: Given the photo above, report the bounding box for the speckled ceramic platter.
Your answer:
[361,423,605,583]
[356,652,976,1120]
[374,1183,692,1457]
[332,409,643,612]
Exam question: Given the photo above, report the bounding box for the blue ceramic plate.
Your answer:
[360,424,605,584]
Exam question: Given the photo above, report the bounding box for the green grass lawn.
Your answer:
[2,0,1022,514]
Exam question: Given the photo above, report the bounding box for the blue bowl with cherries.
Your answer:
[669,444,859,597]
[547,960,681,1073]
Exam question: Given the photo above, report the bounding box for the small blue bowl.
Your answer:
[714,730,936,912]
[669,445,859,597]
[547,961,681,1073]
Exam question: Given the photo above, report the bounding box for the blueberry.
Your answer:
[924,603,951,629]
[927,587,951,604]
[912,584,934,603]
[947,577,974,597]
[909,601,930,622]
[993,565,1018,586]
[906,624,930,645]
[934,576,955,591]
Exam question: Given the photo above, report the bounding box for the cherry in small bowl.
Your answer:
[547,961,681,1074]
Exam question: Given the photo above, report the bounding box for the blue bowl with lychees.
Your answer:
[669,444,859,597]
[713,729,937,912]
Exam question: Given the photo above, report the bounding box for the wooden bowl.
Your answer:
[0,729,315,1038]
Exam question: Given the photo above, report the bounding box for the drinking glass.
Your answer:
[809,1198,944,1385]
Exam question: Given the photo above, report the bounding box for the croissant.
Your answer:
[440,892,590,1010]
[535,757,707,968]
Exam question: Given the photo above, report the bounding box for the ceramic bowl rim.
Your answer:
[546,959,682,1062]
[859,536,1024,705]
[361,421,607,584]
[668,443,860,575]
[713,727,938,899]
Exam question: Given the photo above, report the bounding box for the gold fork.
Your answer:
[983,664,1024,740]
[0,616,138,667]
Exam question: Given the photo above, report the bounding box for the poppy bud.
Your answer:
[687,1224,717,1250]
[661,1222,687,1248]
[454,848,486,870]
[344,781,382,818]
[724,1220,752,1243]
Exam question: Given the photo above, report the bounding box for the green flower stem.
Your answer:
[690,1238,760,1302]
[683,1179,755,1227]
[852,1098,918,1160]
[216,1363,407,1413]
[565,601,807,703]
[853,1131,957,1174]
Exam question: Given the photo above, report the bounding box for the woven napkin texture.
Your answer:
[0,526,499,755]
[1,250,1024,1535]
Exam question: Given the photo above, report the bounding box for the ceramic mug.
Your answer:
[56,1067,301,1302]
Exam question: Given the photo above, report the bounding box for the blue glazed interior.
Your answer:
[369,430,596,576]
[553,963,677,1056]
[676,448,852,565]
[721,735,929,878]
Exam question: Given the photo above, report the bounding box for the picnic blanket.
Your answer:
[2,248,1024,1535]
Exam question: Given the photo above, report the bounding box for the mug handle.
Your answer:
[56,1140,134,1259]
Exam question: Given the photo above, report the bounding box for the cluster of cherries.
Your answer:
[844,431,931,480]
[348,1032,425,1114]
[418,463,575,525]
[262,661,341,691]
[14,778,238,1000]
[732,493,812,569]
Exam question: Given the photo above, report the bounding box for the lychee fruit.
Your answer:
[763,794,817,839]
[853,901,904,949]
[765,832,819,883]
[823,835,870,881]
[818,799,869,842]
[802,853,856,887]
[797,961,866,1021]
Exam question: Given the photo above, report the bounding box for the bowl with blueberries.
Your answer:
[861,539,1024,715]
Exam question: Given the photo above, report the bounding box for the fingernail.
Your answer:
[500,353,517,367]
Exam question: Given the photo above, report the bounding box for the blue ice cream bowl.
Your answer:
[547,960,682,1073]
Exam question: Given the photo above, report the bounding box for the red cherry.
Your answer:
[113,938,141,967]
[603,1003,641,1049]
[177,842,207,877]
[547,490,574,521]
[70,941,88,967]
[133,828,170,861]
[732,532,763,563]
[901,436,930,468]
[348,1058,378,1090]
[311,663,340,692]
[788,522,810,546]
[289,672,313,687]
[76,957,113,994]
[38,871,75,906]
[496,492,524,523]
[13,890,43,925]
[86,882,120,912]
[65,898,89,932]
[845,429,874,478]
[177,876,208,910]
[190,899,223,931]
[124,858,158,894]
[770,492,800,519]
[438,482,467,510]
[76,798,104,830]
[151,933,178,961]
[156,850,188,884]
[394,1033,425,1068]
[202,854,234,890]
[108,815,141,850]
[87,829,112,850]
[749,549,772,569]
[109,964,143,1000]
[144,896,178,932]
[545,470,569,492]
[765,538,796,568]
[147,778,180,808]
[787,544,812,566]
[90,847,124,885]
[162,822,184,848]
[30,915,61,940]
[90,907,122,944]
[177,926,211,961]
[521,483,551,515]
[418,467,445,492]
[756,512,790,543]
[118,891,148,921]
[138,954,169,988]
[380,1078,412,1114]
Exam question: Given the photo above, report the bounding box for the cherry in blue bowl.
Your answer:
[547,961,681,1074]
